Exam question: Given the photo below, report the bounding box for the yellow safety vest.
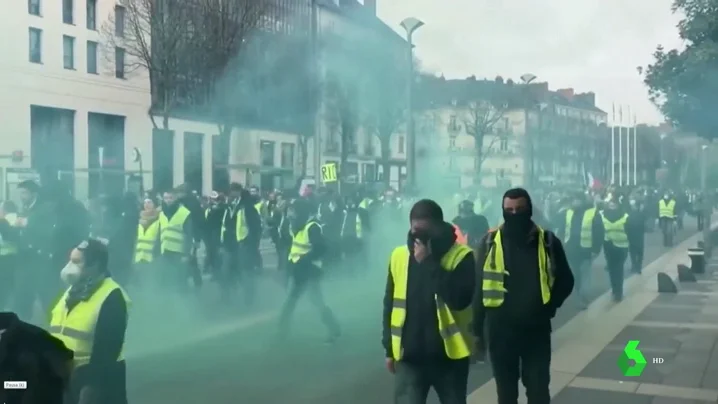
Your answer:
[288,220,322,267]
[135,220,160,263]
[659,199,676,218]
[221,207,248,242]
[389,243,473,361]
[564,208,596,248]
[49,278,130,369]
[483,227,553,307]
[254,201,263,215]
[0,213,18,256]
[159,205,190,254]
[341,211,362,239]
[603,213,629,248]
[359,198,373,210]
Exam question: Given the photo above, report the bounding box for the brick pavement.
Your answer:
[469,223,718,404]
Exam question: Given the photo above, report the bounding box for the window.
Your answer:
[86,0,97,29]
[398,136,405,153]
[114,47,125,78]
[86,41,98,73]
[62,36,75,69]
[115,6,126,37]
[28,28,42,63]
[260,141,275,167]
[280,143,294,168]
[449,137,456,149]
[63,0,73,24]
[28,0,41,15]
[499,137,508,152]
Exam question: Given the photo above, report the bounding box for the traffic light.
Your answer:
[11,150,23,163]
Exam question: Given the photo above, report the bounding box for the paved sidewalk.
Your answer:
[469,224,718,404]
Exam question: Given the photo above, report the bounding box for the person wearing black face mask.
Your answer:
[382,199,475,404]
[474,188,574,404]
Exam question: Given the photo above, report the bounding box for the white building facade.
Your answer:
[0,0,306,200]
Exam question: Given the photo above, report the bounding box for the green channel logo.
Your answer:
[617,340,647,376]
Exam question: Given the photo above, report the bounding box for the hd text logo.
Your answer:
[617,340,663,376]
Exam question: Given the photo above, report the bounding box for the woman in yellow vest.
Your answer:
[382,199,475,404]
[159,188,193,294]
[278,199,340,343]
[601,199,631,302]
[50,238,130,404]
[133,198,160,291]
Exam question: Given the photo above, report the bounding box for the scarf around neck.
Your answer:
[66,274,108,309]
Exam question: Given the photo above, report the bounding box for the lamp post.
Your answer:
[400,17,424,192]
[659,133,667,166]
[701,143,711,255]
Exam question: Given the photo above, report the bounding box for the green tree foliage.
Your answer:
[644,0,718,138]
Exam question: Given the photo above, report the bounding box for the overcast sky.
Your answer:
[376,0,684,125]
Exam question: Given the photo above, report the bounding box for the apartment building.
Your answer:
[416,76,608,190]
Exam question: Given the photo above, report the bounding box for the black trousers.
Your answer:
[394,358,469,404]
[489,321,551,404]
[220,242,257,305]
[604,245,627,301]
[278,268,340,338]
[629,244,644,274]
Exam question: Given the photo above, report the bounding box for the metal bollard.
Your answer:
[688,247,705,274]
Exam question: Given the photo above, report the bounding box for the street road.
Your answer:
[126,220,699,404]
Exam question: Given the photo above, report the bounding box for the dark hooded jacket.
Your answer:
[0,312,73,404]
[382,222,475,363]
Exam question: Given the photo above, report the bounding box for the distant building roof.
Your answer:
[416,75,605,114]
[317,0,405,46]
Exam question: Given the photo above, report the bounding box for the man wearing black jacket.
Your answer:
[382,199,475,404]
[474,188,574,404]
[0,312,73,404]
[452,199,489,249]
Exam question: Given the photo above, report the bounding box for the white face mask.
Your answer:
[60,262,82,285]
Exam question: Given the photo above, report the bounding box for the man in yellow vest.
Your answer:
[474,188,574,404]
[159,188,194,294]
[658,192,677,247]
[340,195,369,272]
[51,238,130,404]
[557,193,603,308]
[220,183,262,305]
[278,199,340,342]
[601,198,633,302]
[382,199,475,403]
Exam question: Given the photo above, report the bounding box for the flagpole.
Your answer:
[611,103,616,185]
[633,114,638,185]
[619,105,623,186]
[626,105,631,186]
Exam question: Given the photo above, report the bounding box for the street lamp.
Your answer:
[520,73,542,186]
[400,17,424,192]
[659,133,667,166]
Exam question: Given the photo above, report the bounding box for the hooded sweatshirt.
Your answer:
[381,222,475,363]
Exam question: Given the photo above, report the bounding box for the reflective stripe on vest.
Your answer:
[602,213,629,248]
[340,210,362,239]
[135,220,160,263]
[0,213,18,256]
[49,278,131,369]
[221,208,248,242]
[659,199,676,218]
[159,206,190,253]
[564,208,596,248]
[288,221,322,267]
[482,228,553,307]
[389,243,474,361]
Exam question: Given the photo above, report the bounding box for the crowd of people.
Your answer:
[0,177,711,404]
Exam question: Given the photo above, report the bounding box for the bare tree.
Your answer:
[321,34,367,182]
[360,42,408,187]
[101,0,195,129]
[462,100,508,179]
[192,0,271,137]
